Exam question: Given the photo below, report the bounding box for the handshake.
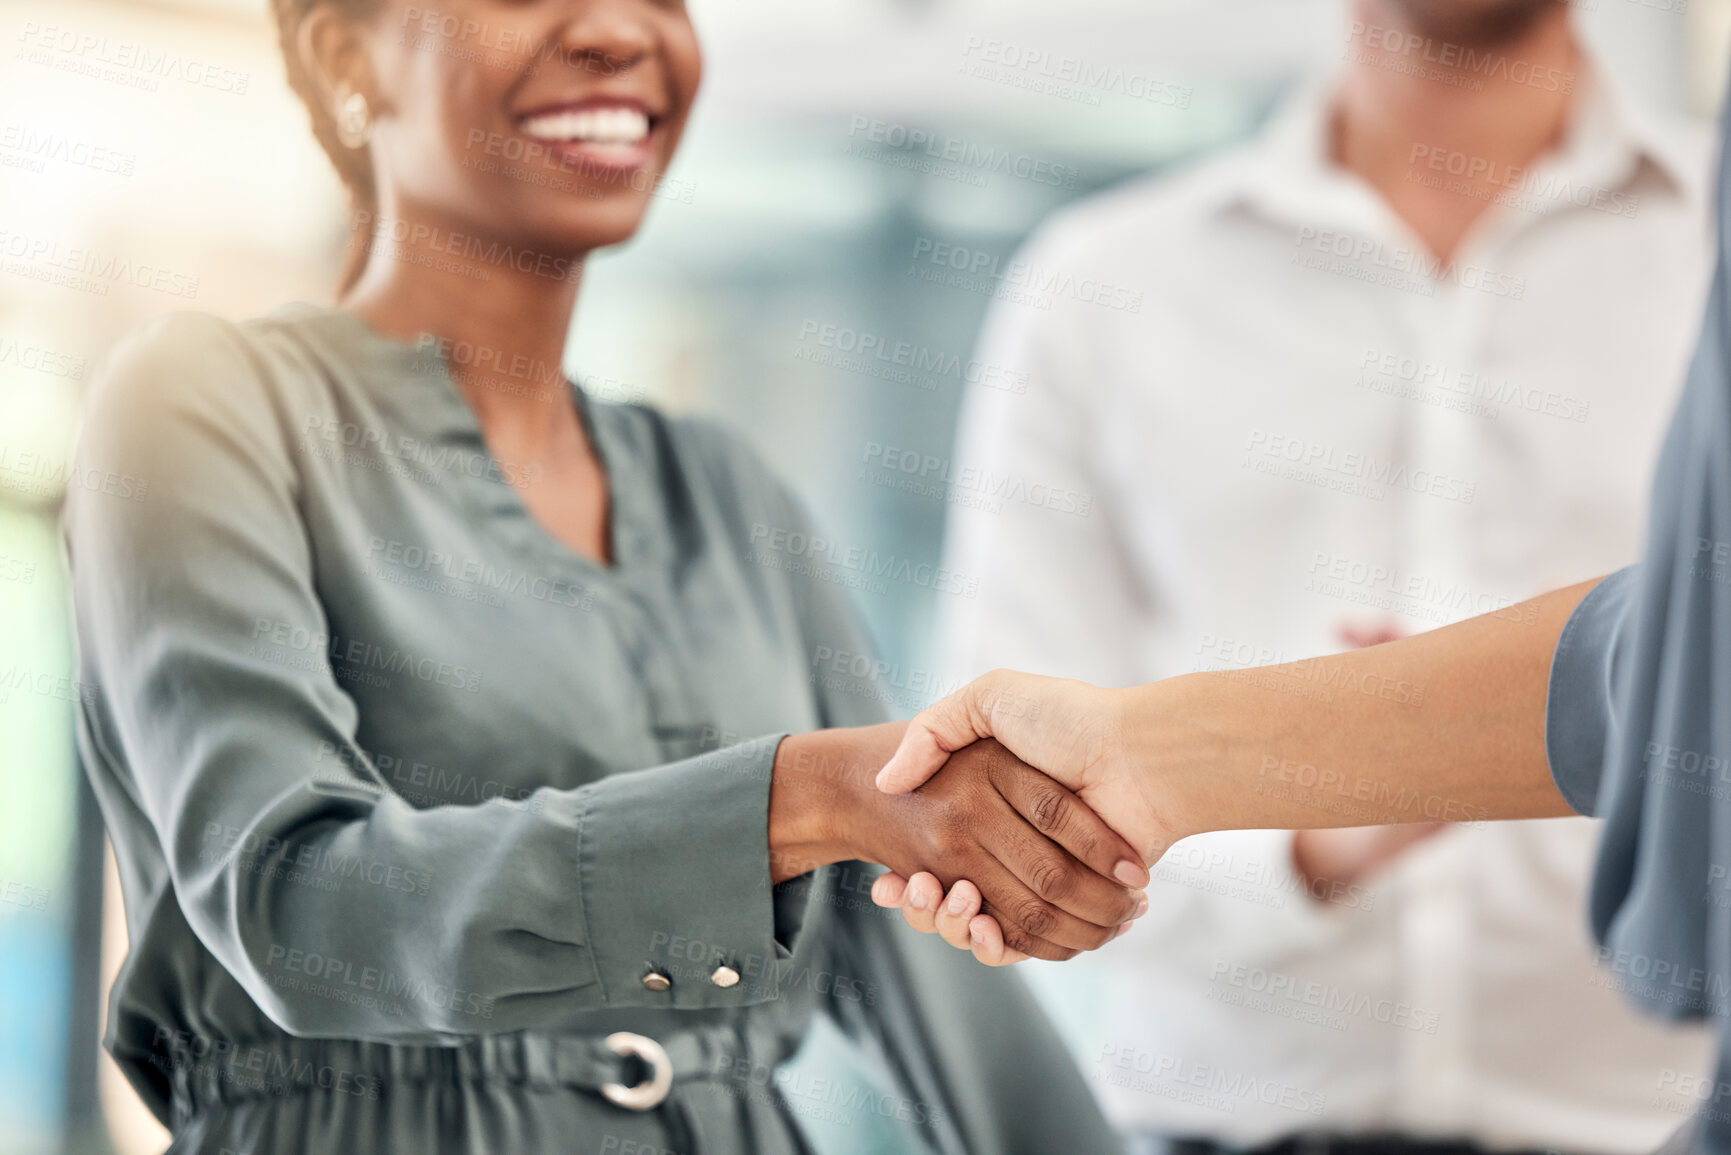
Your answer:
[773,584,1580,967]
[769,671,1180,966]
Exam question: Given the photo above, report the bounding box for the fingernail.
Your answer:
[970,924,985,945]
[947,890,969,915]
[909,885,929,911]
[1114,921,1133,939]
[1113,859,1148,887]
[1134,893,1149,919]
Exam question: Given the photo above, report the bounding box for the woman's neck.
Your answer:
[340,205,588,452]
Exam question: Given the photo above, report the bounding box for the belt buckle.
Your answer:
[600,1032,673,1111]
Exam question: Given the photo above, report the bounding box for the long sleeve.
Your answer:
[67,314,807,1043]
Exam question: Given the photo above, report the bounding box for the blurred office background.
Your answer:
[0,0,1723,1151]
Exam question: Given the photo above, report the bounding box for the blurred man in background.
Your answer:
[939,0,1717,1152]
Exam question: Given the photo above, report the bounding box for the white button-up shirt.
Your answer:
[937,64,1718,1153]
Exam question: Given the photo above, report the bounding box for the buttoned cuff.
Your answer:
[1545,567,1638,817]
[575,734,799,1008]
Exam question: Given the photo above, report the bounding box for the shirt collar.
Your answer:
[1228,48,1700,236]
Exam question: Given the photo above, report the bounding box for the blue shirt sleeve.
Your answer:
[1544,567,1641,817]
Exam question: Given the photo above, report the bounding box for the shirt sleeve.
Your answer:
[66,313,806,1043]
[1544,567,1639,817]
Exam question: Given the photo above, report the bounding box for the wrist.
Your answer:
[1119,674,1228,849]
[768,722,906,883]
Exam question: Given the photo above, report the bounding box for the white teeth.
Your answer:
[520,107,650,145]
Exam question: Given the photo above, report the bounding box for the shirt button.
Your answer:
[642,970,672,992]
[710,965,740,989]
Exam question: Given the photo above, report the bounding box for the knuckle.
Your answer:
[1012,897,1058,939]
[1026,856,1075,904]
[1026,785,1069,834]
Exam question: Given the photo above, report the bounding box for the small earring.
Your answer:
[336,90,372,150]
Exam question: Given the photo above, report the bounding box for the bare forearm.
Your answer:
[1130,580,1598,843]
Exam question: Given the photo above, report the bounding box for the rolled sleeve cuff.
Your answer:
[575,734,795,1008]
[1545,568,1638,817]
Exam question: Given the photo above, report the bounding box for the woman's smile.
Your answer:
[515,97,661,177]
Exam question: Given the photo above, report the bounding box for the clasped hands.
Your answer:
[768,701,1155,962]
[867,671,1174,966]
[769,673,1173,964]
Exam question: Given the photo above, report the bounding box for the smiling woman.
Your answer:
[59,3,1143,1154]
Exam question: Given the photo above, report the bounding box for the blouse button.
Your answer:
[641,969,672,992]
[709,964,741,989]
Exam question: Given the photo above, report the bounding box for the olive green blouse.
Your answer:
[63,303,1116,1155]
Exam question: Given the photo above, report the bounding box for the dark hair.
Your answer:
[271,0,385,297]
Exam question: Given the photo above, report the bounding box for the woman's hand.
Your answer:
[770,722,1149,962]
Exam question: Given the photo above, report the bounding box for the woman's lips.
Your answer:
[516,103,656,176]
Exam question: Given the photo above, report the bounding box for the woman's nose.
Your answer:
[548,1,658,76]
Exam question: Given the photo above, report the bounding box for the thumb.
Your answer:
[875,675,1005,794]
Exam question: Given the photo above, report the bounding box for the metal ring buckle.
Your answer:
[600,1032,673,1111]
